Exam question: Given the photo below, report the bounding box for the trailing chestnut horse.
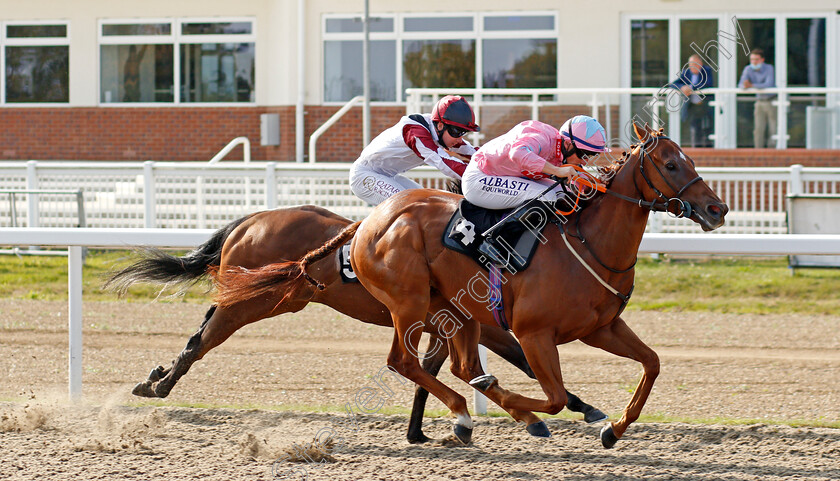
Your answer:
[106,205,605,444]
[215,123,728,447]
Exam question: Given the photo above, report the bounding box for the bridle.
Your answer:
[551,133,704,314]
[635,134,703,219]
[557,134,703,220]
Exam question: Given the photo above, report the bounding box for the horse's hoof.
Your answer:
[407,433,432,444]
[131,381,158,398]
[525,421,551,438]
[584,408,609,424]
[600,424,619,449]
[468,374,498,392]
[453,424,473,445]
[148,366,166,383]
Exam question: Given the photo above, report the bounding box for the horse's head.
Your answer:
[630,122,728,231]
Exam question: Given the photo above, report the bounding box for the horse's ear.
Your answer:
[633,122,652,142]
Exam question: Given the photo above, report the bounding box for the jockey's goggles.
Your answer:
[445,124,469,138]
[575,148,600,161]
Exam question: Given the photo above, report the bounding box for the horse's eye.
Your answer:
[665,162,676,171]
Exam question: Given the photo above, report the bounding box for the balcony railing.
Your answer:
[405,87,840,150]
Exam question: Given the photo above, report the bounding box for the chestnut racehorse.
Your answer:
[214,124,728,447]
[107,206,605,444]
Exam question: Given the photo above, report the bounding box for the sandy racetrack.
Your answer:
[1,299,839,480]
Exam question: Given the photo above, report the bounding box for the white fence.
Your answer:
[2,161,840,235]
[3,227,840,402]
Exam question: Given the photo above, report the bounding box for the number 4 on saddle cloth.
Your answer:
[443,198,552,274]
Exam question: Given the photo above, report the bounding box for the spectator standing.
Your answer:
[670,55,715,147]
[738,48,777,148]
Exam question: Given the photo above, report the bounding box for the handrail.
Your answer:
[405,87,840,149]
[2,228,839,401]
[309,95,364,163]
[208,136,251,164]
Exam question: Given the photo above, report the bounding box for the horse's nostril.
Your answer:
[707,204,722,217]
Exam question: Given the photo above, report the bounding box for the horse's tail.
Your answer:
[213,221,361,308]
[103,214,253,296]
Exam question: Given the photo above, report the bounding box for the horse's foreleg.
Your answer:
[579,317,660,449]
[406,335,449,444]
[471,329,570,418]
[446,321,550,437]
[478,325,607,424]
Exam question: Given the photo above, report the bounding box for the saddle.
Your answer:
[337,198,553,284]
[442,198,552,273]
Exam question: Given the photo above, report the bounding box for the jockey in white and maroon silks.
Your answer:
[350,95,480,206]
[462,115,609,210]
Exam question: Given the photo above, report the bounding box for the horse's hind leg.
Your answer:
[406,334,449,444]
[133,305,217,394]
[133,298,305,398]
[579,316,659,449]
[385,299,475,445]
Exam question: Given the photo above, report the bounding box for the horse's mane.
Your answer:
[593,127,667,189]
[446,179,463,195]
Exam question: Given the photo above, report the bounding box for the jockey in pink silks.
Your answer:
[462,115,609,210]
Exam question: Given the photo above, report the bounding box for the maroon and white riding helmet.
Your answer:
[431,95,480,132]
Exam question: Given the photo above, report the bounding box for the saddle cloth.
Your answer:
[442,198,550,273]
[337,240,359,283]
[337,198,551,284]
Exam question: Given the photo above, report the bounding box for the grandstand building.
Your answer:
[0,0,838,166]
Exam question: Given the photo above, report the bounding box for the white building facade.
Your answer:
[0,0,838,161]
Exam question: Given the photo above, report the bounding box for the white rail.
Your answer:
[208,136,251,164]
[3,227,840,401]
[309,95,365,164]
[2,161,839,234]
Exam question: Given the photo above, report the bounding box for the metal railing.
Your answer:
[405,87,840,149]
[3,226,840,400]
[0,188,86,256]
[1,161,838,233]
[310,95,364,164]
[208,136,251,164]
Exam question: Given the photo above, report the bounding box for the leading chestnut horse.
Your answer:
[215,123,728,447]
[107,206,604,444]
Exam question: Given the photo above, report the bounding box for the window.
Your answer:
[482,15,556,89]
[323,15,397,102]
[322,12,558,103]
[99,18,255,104]
[624,13,834,149]
[2,22,70,103]
[99,22,173,103]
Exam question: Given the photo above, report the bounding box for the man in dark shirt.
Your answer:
[670,54,715,148]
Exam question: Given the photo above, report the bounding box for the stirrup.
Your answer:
[477,239,506,266]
